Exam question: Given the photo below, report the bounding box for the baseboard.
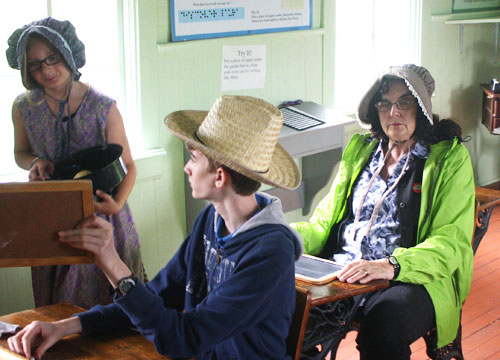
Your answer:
[484,181,500,190]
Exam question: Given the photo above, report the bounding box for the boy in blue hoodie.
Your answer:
[8,95,303,360]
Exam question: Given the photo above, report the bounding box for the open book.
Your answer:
[295,254,343,284]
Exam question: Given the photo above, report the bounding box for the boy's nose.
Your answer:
[184,163,191,175]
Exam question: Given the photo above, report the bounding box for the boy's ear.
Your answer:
[215,166,230,188]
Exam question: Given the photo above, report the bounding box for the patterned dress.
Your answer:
[16,86,147,309]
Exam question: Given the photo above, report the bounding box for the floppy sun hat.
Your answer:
[357,64,436,128]
[6,17,85,87]
[165,95,301,190]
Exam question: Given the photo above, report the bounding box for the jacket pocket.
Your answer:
[451,276,459,307]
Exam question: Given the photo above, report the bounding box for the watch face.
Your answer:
[118,278,136,296]
[388,256,398,266]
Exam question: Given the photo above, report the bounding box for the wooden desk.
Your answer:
[476,186,500,212]
[0,303,169,359]
[474,186,500,253]
[293,279,389,360]
[296,278,388,306]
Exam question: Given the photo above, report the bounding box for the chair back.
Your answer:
[286,287,312,360]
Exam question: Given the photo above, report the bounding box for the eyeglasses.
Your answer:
[374,98,416,112]
[27,53,62,73]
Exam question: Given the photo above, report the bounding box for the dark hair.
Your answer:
[206,157,261,196]
[186,144,261,196]
[432,118,463,143]
[366,78,462,145]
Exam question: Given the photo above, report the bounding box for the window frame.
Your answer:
[0,0,143,179]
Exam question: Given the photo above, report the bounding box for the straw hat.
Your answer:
[165,95,300,190]
[357,64,436,128]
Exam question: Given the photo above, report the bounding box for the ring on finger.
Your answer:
[362,268,368,275]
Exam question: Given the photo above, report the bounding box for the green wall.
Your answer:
[0,0,334,315]
[151,0,334,229]
[2,0,499,316]
[421,0,500,186]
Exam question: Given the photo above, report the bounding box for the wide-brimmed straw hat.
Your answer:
[357,64,435,128]
[165,95,300,190]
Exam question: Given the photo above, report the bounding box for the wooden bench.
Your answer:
[473,186,500,253]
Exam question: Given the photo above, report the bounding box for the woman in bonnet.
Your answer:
[292,64,475,359]
[6,17,147,308]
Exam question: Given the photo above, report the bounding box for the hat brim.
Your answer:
[358,73,433,128]
[165,110,300,190]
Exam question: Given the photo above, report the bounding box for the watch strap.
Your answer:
[386,256,401,279]
[114,276,137,297]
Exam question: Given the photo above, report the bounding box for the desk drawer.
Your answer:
[482,89,500,133]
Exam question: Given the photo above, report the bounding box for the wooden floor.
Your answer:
[335,205,500,360]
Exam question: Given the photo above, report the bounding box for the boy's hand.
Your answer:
[58,216,117,272]
[58,216,131,285]
[7,317,82,360]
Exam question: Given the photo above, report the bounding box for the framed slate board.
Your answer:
[0,180,94,267]
[295,254,343,284]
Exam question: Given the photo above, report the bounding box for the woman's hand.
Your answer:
[93,190,123,215]
[29,158,54,181]
[7,317,82,360]
[337,258,394,284]
[58,216,132,285]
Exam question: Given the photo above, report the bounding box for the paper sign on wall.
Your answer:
[171,0,312,42]
[221,45,266,91]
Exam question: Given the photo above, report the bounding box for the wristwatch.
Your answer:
[114,276,137,297]
[386,256,401,279]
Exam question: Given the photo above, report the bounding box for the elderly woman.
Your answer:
[6,17,147,308]
[292,64,475,359]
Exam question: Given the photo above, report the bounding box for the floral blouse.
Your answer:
[333,140,429,265]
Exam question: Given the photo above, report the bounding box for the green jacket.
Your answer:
[291,133,475,347]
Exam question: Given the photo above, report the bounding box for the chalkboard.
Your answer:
[171,0,312,42]
[295,254,343,284]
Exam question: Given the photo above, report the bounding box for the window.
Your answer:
[333,0,421,113]
[0,0,138,177]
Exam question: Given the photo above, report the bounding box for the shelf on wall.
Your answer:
[431,10,500,23]
[432,10,500,61]
[444,16,500,24]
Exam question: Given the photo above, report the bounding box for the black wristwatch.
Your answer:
[386,256,401,279]
[114,276,137,297]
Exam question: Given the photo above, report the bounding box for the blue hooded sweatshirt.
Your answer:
[77,192,303,359]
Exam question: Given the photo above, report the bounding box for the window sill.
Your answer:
[0,170,29,183]
[0,149,167,184]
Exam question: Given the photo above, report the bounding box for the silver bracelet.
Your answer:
[29,156,39,170]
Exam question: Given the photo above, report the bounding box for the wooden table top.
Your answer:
[295,278,389,306]
[0,303,169,360]
[476,186,500,211]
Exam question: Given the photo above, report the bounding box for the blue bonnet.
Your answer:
[6,17,85,86]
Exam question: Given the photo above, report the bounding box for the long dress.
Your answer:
[15,85,147,309]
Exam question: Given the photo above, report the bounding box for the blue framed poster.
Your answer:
[170,0,312,42]
[452,0,500,13]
